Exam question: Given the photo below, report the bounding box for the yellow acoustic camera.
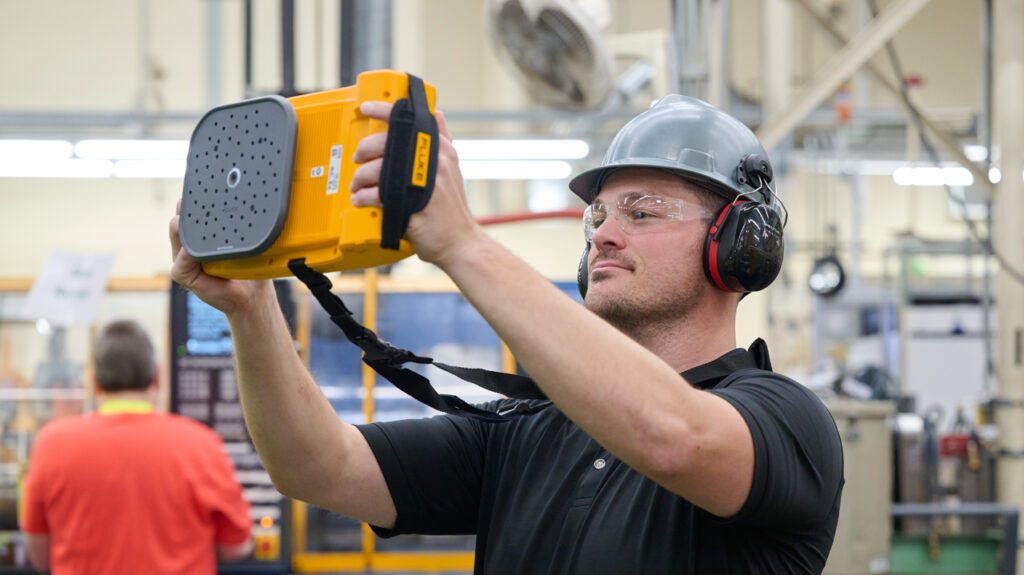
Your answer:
[178,70,437,279]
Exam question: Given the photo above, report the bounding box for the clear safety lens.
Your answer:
[583,194,713,242]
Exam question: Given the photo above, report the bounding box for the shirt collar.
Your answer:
[98,399,155,415]
[681,338,772,390]
[681,349,757,390]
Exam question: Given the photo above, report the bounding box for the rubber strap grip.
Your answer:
[378,74,439,250]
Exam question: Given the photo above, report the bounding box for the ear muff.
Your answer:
[577,243,591,299]
[703,200,785,293]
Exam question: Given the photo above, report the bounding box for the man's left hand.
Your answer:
[350,101,482,269]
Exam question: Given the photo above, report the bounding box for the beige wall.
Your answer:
[0,0,1000,371]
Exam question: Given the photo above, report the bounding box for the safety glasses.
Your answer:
[583,193,714,242]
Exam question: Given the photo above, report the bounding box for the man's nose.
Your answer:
[591,212,626,248]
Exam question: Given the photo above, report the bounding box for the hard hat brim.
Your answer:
[568,163,740,205]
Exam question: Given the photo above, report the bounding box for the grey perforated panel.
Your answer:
[179,95,297,261]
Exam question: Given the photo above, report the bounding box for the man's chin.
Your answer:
[583,287,617,318]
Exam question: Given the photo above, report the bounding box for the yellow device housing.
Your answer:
[179,70,436,279]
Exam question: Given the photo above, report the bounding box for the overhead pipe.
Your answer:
[340,0,392,87]
[281,0,296,97]
[244,0,253,97]
[476,209,584,227]
[340,0,356,86]
[206,0,221,107]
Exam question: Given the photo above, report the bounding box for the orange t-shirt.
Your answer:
[21,404,252,575]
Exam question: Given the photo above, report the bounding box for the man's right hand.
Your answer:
[169,198,271,316]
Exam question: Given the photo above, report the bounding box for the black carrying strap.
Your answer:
[288,259,546,423]
[378,74,439,250]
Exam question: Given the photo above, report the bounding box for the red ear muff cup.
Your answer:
[703,201,785,293]
[704,203,737,291]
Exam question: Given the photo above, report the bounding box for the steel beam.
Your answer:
[992,1,1024,574]
[757,0,932,151]
[789,0,992,198]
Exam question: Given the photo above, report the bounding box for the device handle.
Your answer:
[378,74,439,250]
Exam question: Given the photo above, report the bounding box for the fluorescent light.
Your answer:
[75,139,189,160]
[453,139,589,160]
[527,180,571,211]
[963,145,988,162]
[0,140,72,161]
[0,159,113,178]
[113,159,187,179]
[35,319,52,336]
[461,160,572,180]
[892,166,973,187]
[989,167,1002,183]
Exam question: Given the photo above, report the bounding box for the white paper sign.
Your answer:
[19,252,115,326]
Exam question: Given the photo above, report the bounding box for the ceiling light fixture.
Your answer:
[460,160,572,180]
[0,138,586,180]
[0,159,114,178]
[112,160,188,179]
[0,140,73,161]
[75,139,190,160]
[453,139,589,160]
[892,166,974,187]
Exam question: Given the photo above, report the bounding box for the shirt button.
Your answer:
[593,458,606,470]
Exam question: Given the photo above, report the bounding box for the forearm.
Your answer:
[227,282,337,491]
[438,235,702,475]
[169,178,394,523]
[24,534,49,572]
[347,100,751,514]
[217,538,254,562]
[440,236,754,514]
[226,282,391,523]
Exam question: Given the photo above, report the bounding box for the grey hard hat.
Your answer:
[569,95,772,204]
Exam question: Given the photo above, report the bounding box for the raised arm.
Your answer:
[169,205,397,528]
[350,103,754,517]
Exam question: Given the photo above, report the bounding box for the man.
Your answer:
[170,94,843,573]
[21,320,253,574]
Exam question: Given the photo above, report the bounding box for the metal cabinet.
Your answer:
[825,400,897,575]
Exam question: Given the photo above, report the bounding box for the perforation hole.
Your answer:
[185,99,291,255]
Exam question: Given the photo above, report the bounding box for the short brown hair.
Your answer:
[93,321,156,392]
[683,178,731,215]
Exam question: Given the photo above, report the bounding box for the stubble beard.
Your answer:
[585,271,706,343]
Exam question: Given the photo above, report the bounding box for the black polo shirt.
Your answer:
[357,345,844,574]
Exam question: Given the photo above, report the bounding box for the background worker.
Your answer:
[170,95,843,573]
[21,320,253,574]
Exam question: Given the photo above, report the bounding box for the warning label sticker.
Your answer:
[326,144,343,195]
